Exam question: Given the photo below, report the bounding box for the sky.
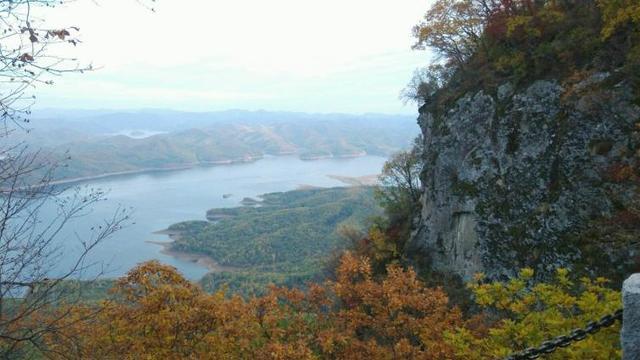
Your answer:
[33,0,433,115]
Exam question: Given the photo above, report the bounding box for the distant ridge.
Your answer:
[12,109,419,183]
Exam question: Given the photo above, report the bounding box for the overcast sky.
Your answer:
[34,0,433,114]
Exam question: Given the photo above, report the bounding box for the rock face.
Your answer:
[409,73,640,281]
[622,273,640,359]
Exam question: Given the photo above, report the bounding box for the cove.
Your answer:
[48,155,387,280]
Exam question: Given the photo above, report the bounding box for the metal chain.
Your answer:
[504,308,623,360]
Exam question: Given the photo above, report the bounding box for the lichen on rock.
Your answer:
[409,73,640,282]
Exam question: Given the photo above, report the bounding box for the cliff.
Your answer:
[408,71,640,282]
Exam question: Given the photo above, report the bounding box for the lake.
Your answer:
[50,155,387,280]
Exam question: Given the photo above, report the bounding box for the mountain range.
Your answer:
[12,109,419,182]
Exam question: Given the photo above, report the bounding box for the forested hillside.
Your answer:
[167,187,381,294]
[12,110,419,182]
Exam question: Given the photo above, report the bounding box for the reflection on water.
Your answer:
[48,155,387,280]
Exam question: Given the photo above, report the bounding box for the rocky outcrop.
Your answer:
[409,73,640,281]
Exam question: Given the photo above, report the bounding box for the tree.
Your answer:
[410,1,633,89]
[45,261,257,359]
[598,0,640,91]
[47,255,463,359]
[46,260,626,358]
[0,149,128,357]
[411,0,570,68]
[598,0,640,39]
[0,1,156,127]
[345,137,424,273]
[0,0,154,356]
[375,136,423,226]
[315,252,462,359]
[412,0,487,68]
[400,65,452,106]
[446,268,622,359]
[0,0,86,128]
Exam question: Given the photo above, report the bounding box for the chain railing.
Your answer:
[504,309,623,360]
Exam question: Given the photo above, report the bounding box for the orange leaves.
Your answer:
[114,260,195,301]
[602,160,640,185]
[46,256,463,359]
[92,265,224,358]
[314,252,462,359]
[47,262,245,358]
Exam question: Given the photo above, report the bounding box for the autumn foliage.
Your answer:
[447,268,622,359]
[43,256,461,359]
[26,257,625,359]
[410,0,640,108]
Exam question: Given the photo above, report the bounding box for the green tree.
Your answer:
[375,136,423,226]
[343,137,425,273]
[401,64,452,106]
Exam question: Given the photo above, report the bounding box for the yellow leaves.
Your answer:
[506,15,538,38]
[40,260,622,359]
[444,327,479,360]
[412,0,484,65]
[555,267,572,287]
[448,268,622,359]
[494,51,526,75]
[473,272,486,281]
[519,267,534,279]
[598,0,640,39]
[368,227,398,261]
[472,285,493,307]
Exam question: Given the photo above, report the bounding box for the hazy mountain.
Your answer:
[16,110,419,181]
[29,109,417,135]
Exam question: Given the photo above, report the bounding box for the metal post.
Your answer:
[623,273,640,360]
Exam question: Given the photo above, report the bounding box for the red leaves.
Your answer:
[20,26,77,44]
[18,53,34,62]
[47,29,71,40]
[485,10,509,40]
[605,163,637,183]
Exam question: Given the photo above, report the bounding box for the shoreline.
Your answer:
[46,152,371,188]
[47,156,264,187]
[152,176,376,274]
[148,231,239,274]
[299,151,367,161]
[328,173,380,186]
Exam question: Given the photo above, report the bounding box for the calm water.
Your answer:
[50,155,386,280]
